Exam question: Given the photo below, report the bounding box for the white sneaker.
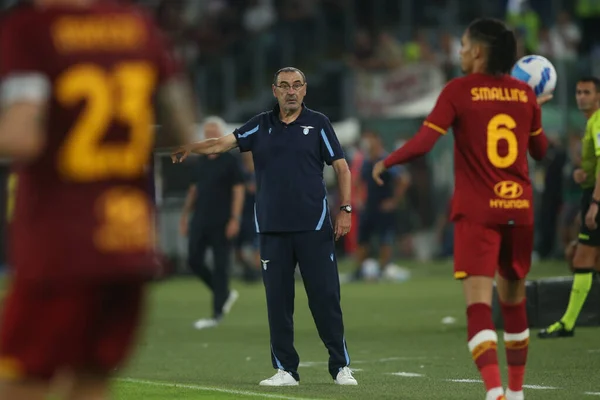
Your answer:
[222,290,239,314]
[505,389,524,400]
[334,367,358,385]
[259,370,298,386]
[193,318,219,330]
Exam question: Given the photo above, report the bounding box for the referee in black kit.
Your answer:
[171,67,356,386]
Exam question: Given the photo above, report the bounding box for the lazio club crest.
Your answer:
[301,126,314,135]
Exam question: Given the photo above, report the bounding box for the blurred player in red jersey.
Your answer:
[373,19,552,400]
[0,0,196,399]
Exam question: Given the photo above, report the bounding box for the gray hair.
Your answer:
[202,116,227,136]
[272,67,307,85]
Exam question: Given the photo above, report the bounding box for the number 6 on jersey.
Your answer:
[487,113,517,169]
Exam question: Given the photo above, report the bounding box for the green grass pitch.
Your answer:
[112,259,600,400]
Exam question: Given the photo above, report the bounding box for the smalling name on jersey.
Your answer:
[52,15,145,52]
[471,87,529,103]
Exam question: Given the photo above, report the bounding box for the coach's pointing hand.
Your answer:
[372,160,387,186]
[171,146,191,163]
[334,212,351,241]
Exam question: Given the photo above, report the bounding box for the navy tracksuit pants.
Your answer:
[259,224,350,380]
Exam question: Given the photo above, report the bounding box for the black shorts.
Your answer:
[358,211,396,246]
[578,188,600,246]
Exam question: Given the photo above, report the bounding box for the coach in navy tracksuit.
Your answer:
[172,67,357,387]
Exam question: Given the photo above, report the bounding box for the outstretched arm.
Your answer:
[372,80,459,185]
[171,133,238,163]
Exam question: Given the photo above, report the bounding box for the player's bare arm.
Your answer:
[392,172,411,205]
[0,101,46,161]
[179,185,197,236]
[0,72,50,161]
[332,158,351,240]
[156,78,198,149]
[226,184,245,239]
[537,93,553,105]
[574,168,587,183]
[171,133,238,163]
[372,127,441,185]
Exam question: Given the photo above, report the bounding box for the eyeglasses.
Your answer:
[275,82,305,91]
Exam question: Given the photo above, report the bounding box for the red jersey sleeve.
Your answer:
[0,9,51,106]
[0,10,41,76]
[527,93,548,161]
[384,80,460,168]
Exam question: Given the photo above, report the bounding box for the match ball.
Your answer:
[511,55,557,97]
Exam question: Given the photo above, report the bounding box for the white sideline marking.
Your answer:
[447,379,482,383]
[119,378,323,400]
[523,385,558,390]
[299,357,430,368]
[588,349,600,353]
[388,372,424,377]
[378,356,431,362]
[298,361,328,367]
[585,393,600,396]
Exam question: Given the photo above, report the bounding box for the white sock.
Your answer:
[485,387,504,400]
[506,388,524,400]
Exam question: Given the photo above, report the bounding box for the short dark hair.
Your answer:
[273,67,307,85]
[578,76,600,92]
[467,18,517,76]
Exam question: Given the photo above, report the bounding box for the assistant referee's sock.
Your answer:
[467,303,503,396]
[560,269,593,330]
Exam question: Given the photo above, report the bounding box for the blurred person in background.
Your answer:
[345,139,367,256]
[539,77,600,339]
[558,132,584,252]
[347,29,377,70]
[234,152,261,282]
[535,135,566,259]
[352,131,410,281]
[179,116,244,330]
[372,30,404,70]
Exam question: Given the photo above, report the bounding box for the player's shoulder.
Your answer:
[0,3,38,34]
[303,106,330,122]
[438,76,470,99]
[587,109,600,129]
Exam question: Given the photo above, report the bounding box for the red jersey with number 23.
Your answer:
[385,73,548,226]
[0,3,178,282]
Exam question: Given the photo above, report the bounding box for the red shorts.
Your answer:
[0,279,145,381]
[453,220,533,280]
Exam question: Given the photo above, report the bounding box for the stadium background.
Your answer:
[0,0,597,272]
[1,1,600,399]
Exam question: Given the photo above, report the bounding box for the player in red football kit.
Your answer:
[0,0,195,399]
[373,19,551,400]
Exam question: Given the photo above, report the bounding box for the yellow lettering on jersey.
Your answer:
[52,16,145,52]
[94,188,153,253]
[489,199,530,209]
[471,87,528,103]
